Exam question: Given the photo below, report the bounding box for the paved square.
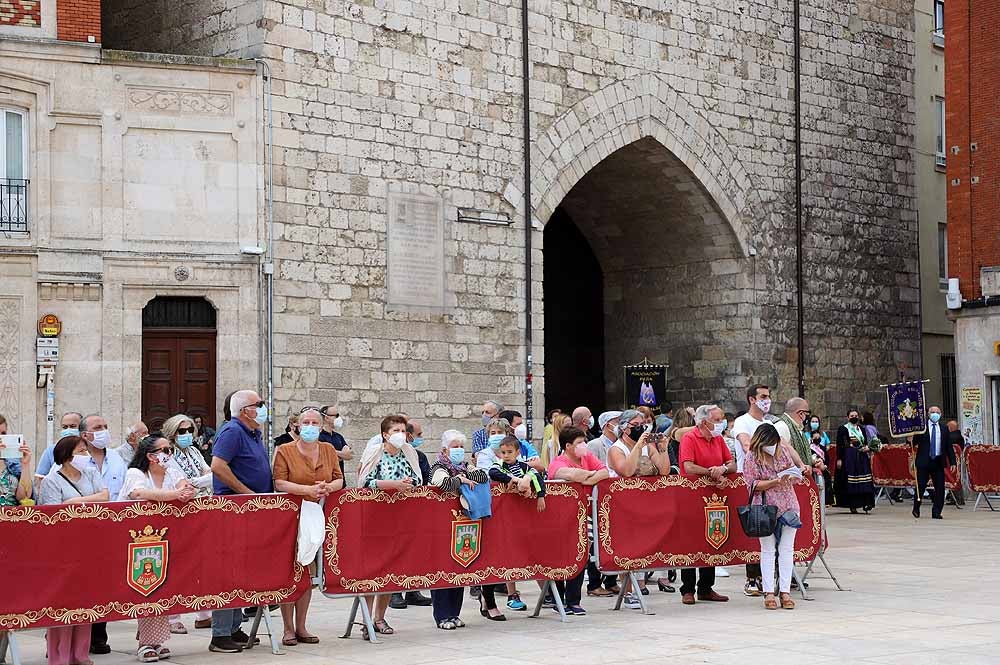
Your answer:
[8,501,998,665]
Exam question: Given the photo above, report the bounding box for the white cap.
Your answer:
[598,411,623,430]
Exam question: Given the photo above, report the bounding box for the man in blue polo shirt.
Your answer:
[208,389,272,654]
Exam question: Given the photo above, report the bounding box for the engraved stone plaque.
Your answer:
[386,192,446,309]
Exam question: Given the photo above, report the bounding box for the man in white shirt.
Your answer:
[587,411,621,464]
[731,384,771,598]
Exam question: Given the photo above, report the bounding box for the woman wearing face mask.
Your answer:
[0,414,33,506]
[38,436,109,665]
[118,435,196,662]
[742,424,801,610]
[428,430,491,628]
[806,416,833,505]
[835,409,876,514]
[541,413,571,469]
[608,409,671,479]
[272,408,344,646]
[158,414,214,633]
[357,415,422,639]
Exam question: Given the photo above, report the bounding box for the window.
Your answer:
[935,97,946,167]
[938,222,948,286]
[941,354,957,420]
[933,0,945,46]
[0,108,28,234]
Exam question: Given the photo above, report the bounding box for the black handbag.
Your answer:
[737,481,778,537]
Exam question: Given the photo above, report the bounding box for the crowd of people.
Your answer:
[0,381,962,663]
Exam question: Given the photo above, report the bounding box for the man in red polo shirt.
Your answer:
[677,404,735,605]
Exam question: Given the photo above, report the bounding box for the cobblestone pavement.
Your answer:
[8,500,999,665]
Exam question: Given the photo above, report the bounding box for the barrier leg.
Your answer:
[5,632,20,665]
[612,577,627,611]
[629,572,654,615]
[792,566,810,601]
[874,487,888,506]
[530,580,567,622]
[340,596,379,643]
[246,606,284,656]
[0,630,7,665]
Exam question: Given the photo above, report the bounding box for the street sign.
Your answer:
[36,337,59,364]
[37,314,62,337]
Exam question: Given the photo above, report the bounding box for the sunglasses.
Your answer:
[152,447,174,455]
[242,401,266,410]
[300,405,321,414]
[176,427,195,435]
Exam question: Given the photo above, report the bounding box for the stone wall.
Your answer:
[100,0,919,438]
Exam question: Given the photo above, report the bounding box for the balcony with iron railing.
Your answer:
[0,178,29,234]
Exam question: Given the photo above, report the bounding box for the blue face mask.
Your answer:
[810,421,820,431]
[448,447,466,465]
[60,428,80,439]
[176,433,194,448]
[929,412,941,423]
[488,434,505,449]
[412,437,424,447]
[255,405,269,426]
[299,424,321,443]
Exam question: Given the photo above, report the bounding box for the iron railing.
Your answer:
[0,178,28,234]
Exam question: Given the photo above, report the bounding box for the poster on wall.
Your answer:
[623,361,668,413]
[961,386,984,445]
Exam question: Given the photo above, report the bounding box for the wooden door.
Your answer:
[141,330,217,432]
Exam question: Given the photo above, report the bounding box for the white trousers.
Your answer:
[759,528,796,594]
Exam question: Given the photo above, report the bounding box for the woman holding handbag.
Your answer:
[742,424,801,610]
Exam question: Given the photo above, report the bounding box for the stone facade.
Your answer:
[0,36,261,449]
[99,0,920,441]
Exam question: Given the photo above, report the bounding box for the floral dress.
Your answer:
[361,450,421,488]
[0,462,19,506]
[742,447,800,517]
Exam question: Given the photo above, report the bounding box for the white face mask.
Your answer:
[89,430,111,450]
[334,416,345,429]
[70,454,91,471]
[388,432,408,448]
[711,421,726,437]
[763,444,777,456]
[756,399,771,415]
[514,423,527,440]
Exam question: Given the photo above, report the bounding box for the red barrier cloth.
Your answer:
[966,445,1000,492]
[0,495,308,630]
[322,484,589,595]
[594,475,822,571]
[873,444,959,489]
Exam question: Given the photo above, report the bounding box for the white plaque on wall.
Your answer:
[386,191,446,309]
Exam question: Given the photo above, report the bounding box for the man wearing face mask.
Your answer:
[587,411,622,465]
[911,406,957,520]
[571,406,594,439]
[472,400,504,455]
[35,411,83,478]
[731,384,771,597]
[208,389,272,654]
[115,420,149,467]
[319,405,352,476]
[677,405,734,605]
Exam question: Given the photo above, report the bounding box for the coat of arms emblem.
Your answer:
[450,514,482,568]
[127,525,169,596]
[703,494,729,550]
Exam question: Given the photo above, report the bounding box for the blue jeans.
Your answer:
[211,609,242,638]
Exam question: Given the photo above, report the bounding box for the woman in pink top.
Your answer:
[742,424,801,610]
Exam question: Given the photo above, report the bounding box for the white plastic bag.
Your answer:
[296,500,324,565]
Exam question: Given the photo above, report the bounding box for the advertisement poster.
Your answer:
[961,386,983,445]
[623,362,667,413]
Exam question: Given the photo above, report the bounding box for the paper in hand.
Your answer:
[777,466,803,480]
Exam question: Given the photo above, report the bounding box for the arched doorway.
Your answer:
[542,137,754,414]
[141,296,217,431]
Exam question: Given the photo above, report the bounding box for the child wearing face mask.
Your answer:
[488,437,547,512]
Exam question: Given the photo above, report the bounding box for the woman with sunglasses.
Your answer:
[161,414,214,633]
[119,435,197,662]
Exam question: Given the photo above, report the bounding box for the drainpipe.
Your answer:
[520,0,534,438]
[255,58,275,455]
[793,0,805,398]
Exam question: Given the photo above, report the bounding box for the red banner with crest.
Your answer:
[594,475,822,571]
[0,495,308,630]
[966,445,1000,492]
[872,444,959,489]
[321,484,590,595]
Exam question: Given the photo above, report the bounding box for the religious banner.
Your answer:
[594,476,822,572]
[322,484,590,595]
[965,445,1000,493]
[885,380,928,438]
[961,387,984,445]
[623,360,667,412]
[0,495,308,630]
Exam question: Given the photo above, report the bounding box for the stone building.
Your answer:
[0,0,262,448]
[945,0,1000,445]
[96,0,922,442]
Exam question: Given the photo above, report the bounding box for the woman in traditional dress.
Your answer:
[835,409,875,514]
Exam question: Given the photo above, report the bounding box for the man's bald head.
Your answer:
[784,397,810,424]
[571,406,592,428]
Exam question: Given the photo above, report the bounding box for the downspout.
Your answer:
[793,0,805,397]
[521,0,534,438]
[255,58,275,456]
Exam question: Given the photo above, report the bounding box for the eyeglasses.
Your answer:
[176,427,195,435]
[153,447,174,455]
[299,405,322,414]
[242,401,265,410]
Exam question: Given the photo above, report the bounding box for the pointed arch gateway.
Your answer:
[521,75,763,413]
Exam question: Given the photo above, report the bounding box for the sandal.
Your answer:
[155,646,170,660]
[137,645,159,663]
[169,622,187,635]
[437,619,457,630]
[780,593,795,610]
[452,617,466,628]
[295,633,319,644]
[282,635,298,647]
[373,619,394,635]
[763,594,778,610]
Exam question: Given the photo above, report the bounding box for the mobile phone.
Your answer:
[0,434,23,459]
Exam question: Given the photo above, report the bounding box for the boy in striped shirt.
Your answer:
[489,436,546,512]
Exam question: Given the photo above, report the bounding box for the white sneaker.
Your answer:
[623,593,642,610]
[715,567,730,578]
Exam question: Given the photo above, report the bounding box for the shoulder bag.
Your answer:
[737,481,778,537]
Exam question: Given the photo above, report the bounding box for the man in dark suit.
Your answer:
[912,406,958,520]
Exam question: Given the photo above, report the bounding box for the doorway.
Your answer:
[141,297,217,431]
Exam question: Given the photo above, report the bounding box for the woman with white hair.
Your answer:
[428,430,492,629]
